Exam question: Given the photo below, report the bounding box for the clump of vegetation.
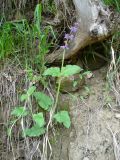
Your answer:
[4,5,91,160]
[9,84,71,138]
[1,2,78,149]
[0,4,55,71]
[103,0,120,11]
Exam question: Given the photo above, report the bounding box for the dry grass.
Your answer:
[107,46,120,106]
[0,61,42,159]
[0,59,57,159]
[107,45,120,160]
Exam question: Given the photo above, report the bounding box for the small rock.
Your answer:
[58,74,85,93]
[115,113,120,119]
[83,157,89,160]
[86,72,93,79]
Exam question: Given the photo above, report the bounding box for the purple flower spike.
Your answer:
[70,26,78,33]
[69,35,74,40]
[74,22,79,27]
[60,44,69,50]
[64,34,70,40]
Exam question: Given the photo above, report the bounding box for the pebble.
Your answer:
[83,157,89,160]
[115,113,120,119]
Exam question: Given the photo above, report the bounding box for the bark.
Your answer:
[46,0,119,64]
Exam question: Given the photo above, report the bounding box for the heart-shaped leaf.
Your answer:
[54,111,71,128]
[23,125,45,137]
[33,113,45,127]
[34,92,53,110]
[27,86,36,96]
[11,107,28,117]
[43,67,60,77]
[61,65,82,77]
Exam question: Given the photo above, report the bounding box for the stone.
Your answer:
[83,157,89,160]
[57,74,85,93]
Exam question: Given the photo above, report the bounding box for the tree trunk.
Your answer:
[46,0,119,64]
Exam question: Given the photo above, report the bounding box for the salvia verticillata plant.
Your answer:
[9,21,81,138]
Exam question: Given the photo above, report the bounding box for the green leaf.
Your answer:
[34,4,42,31]
[73,81,78,87]
[82,71,91,76]
[34,92,53,110]
[43,67,60,77]
[61,65,82,77]
[54,111,71,128]
[27,86,36,96]
[11,107,28,117]
[20,94,28,102]
[33,113,45,127]
[23,125,45,137]
[20,86,36,102]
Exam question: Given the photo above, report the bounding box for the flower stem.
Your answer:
[53,49,65,113]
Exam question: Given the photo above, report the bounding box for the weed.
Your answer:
[9,63,83,138]
[0,22,14,59]
[6,8,90,159]
[8,22,84,160]
[9,65,82,137]
[103,0,120,11]
[0,4,55,72]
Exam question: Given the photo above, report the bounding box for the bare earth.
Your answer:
[1,64,120,160]
[52,66,120,160]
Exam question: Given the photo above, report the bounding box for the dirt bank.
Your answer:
[52,66,120,160]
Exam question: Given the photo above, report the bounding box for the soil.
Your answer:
[1,64,120,160]
[52,66,120,160]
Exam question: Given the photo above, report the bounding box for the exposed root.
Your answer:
[107,126,120,160]
[107,46,120,105]
[107,45,120,160]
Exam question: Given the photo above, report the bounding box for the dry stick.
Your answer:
[111,46,116,69]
